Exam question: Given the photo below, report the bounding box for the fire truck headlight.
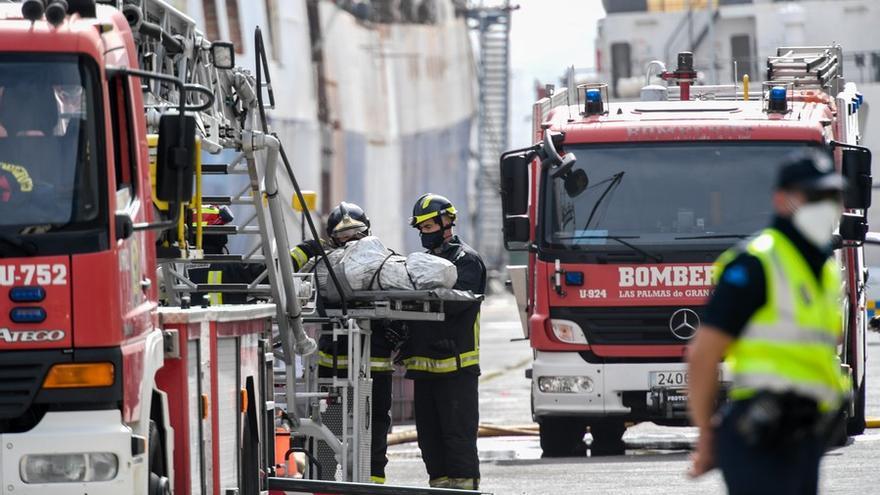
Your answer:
[538,376,594,394]
[88,452,119,481]
[20,453,118,483]
[549,319,588,344]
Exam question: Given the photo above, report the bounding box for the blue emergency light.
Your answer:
[768,85,788,113]
[769,86,786,100]
[584,88,604,116]
[10,307,47,324]
[853,93,863,112]
[9,286,46,303]
[564,271,584,286]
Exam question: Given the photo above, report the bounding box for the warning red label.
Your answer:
[549,263,715,307]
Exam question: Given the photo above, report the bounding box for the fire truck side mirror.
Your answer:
[114,213,134,241]
[155,113,197,204]
[500,151,531,250]
[839,212,868,243]
[840,145,872,210]
[504,215,531,245]
[550,153,588,198]
[500,152,529,216]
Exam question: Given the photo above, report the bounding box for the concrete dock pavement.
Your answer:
[384,295,880,494]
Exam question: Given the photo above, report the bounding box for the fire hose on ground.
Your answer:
[387,424,539,446]
[386,417,880,447]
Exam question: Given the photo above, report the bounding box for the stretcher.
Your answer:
[277,286,484,492]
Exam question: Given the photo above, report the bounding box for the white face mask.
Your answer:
[791,199,842,248]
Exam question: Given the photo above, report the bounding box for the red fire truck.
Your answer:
[0,3,486,495]
[502,47,872,456]
[0,1,298,494]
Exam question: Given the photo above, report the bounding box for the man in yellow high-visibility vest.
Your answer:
[687,149,850,494]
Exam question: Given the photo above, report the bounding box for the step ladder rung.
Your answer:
[203,254,268,263]
[201,225,263,235]
[200,195,255,205]
[202,164,229,174]
[177,284,273,294]
[201,225,238,235]
[201,164,249,175]
[201,195,232,205]
[161,255,267,264]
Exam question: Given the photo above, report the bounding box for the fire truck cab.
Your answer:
[0,2,281,494]
[502,47,872,456]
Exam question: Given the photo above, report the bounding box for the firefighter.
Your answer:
[687,149,849,494]
[0,83,60,206]
[0,83,59,137]
[291,201,400,484]
[404,193,486,490]
[187,204,266,305]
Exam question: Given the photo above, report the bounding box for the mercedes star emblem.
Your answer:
[669,308,700,340]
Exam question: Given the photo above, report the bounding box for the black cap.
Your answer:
[775,149,845,192]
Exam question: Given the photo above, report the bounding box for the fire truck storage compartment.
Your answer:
[156,304,275,495]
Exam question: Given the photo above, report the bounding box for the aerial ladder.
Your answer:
[104,1,488,493]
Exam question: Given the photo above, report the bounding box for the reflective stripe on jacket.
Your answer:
[290,245,310,271]
[403,315,480,374]
[717,228,849,411]
[207,270,223,305]
[317,350,394,373]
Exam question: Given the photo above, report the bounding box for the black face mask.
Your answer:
[420,230,445,250]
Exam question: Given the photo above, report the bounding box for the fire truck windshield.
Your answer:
[0,55,100,233]
[542,142,816,251]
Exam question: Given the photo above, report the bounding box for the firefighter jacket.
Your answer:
[404,236,486,379]
[716,228,849,412]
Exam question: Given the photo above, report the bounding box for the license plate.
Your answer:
[650,370,688,388]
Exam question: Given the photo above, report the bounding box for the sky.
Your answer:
[508,0,606,147]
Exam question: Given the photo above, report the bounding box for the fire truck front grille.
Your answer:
[550,306,705,346]
[0,361,49,420]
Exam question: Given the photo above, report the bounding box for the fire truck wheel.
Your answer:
[846,379,866,436]
[149,420,170,495]
[538,417,587,458]
[588,420,627,456]
[828,414,850,448]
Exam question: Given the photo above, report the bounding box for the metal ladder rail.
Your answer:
[130,0,239,151]
[123,1,318,359]
[127,0,277,301]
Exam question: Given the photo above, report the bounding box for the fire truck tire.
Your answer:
[829,414,849,448]
[588,420,627,456]
[149,420,170,495]
[538,417,587,457]
[847,379,866,436]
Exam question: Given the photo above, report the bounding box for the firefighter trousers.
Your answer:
[413,373,480,489]
[370,373,393,483]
